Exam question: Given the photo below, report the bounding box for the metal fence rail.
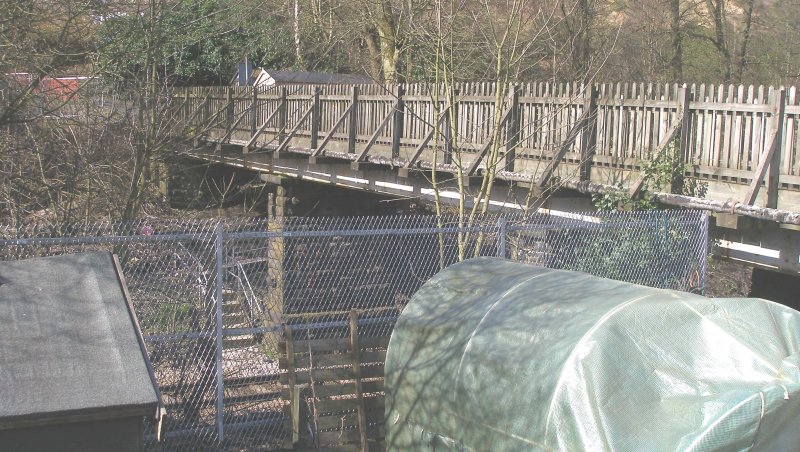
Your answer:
[0,211,708,451]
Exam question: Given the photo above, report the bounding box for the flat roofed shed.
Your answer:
[0,252,159,436]
[252,70,373,87]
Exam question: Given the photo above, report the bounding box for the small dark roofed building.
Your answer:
[248,69,373,87]
[0,252,160,452]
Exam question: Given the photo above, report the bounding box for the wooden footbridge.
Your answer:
[173,81,800,274]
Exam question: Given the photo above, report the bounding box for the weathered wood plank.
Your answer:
[279,365,385,385]
[281,380,385,400]
[784,86,796,175]
[317,425,385,447]
[579,87,599,180]
[275,101,316,154]
[285,325,300,447]
[246,101,284,148]
[353,99,401,169]
[279,350,386,369]
[315,395,385,414]
[537,108,591,187]
[399,107,449,177]
[742,85,754,170]
[744,89,786,206]
[350,310,369,452]
[314,406,384,431]
[279,336,390,354]
[310,104,355,160]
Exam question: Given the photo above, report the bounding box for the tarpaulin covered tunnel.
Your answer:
[384,258,800,451]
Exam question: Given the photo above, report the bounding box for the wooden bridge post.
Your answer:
[767,88,787,208]
[183,89,190,125]
[504,84,521,173]
[679,84,693,163]
[443,92,454,165]
[310,87,321,150]
[266,184,288,355]
[578,85,598,181]
[283,325,299,448]
[348,86,360,154]
[349,310,369,452]
[201,88,210,131]
[278,87,288,143]
[744,88,786,207]
[670,84,692,193]
[225,86,234,129]
[249,86,258,138]
[392,85,405,159]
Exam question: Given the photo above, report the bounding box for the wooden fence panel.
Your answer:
[785,86,798,177]
[176,81,800,189]
[279,310,391,452]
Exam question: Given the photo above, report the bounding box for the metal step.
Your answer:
[223,335,258,349]
[222,301,241,314]
[223,312,247,326]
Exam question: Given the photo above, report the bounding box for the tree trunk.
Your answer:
[362,27,384,82]
[563,0,593,79]
[705,0,733,82]
[375,5,400,84]
[293,0,304,68]
[669,0,683,80]
[734,0,756,83]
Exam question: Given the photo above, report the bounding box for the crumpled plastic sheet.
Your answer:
[384,258,800,451]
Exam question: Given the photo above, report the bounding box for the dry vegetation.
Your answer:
[705,258,753,297]
[3,0,800,224]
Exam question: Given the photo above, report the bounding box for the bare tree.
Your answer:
[0,0,232,223]
[406,0,608,260]
[701,0,757,83]
[670,0,684,80]
[0,0,122,224]
[0,0,109,126]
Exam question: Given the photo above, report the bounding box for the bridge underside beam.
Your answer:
[200,136,800,226]
[190,143,597,214]
[712,213,800,273]
[191,140,800,274]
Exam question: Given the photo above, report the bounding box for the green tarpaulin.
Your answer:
[385,258,800,451]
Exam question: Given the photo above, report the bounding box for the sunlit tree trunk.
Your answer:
[734,0,756,83]
[669,0,683,80]
[293,0,304,68]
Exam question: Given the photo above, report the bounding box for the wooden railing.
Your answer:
[173,81,800,207]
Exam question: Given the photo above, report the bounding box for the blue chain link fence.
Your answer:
[0,210,707,450]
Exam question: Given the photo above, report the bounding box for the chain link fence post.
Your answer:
[497,217,507,258]
[661,212,669,289]
[701,213,710,294]
[214,222,225,443]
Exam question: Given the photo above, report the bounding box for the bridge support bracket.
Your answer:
[712,213,754,230]
[460,175,489,187]
[309,155,342,165]
[351,161,384,172]
[214,143,243,154]
[274,149,308,160]
[513,181,546,198]
[460,174,483,187]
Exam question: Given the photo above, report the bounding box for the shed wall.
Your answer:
[0,417,145,452]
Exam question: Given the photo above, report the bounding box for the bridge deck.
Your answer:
[176,81,800,213]
[175,82,800,273]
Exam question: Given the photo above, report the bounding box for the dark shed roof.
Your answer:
[263,70,373,85]
[0,252,159,428]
